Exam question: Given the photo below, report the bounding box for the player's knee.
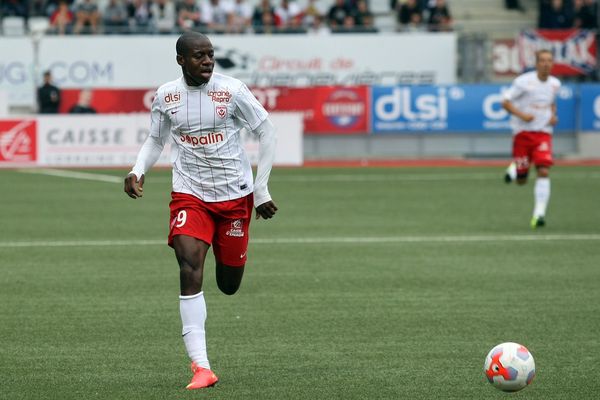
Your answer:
[217,280,240,295]
[537,167,550,178]
[516,178,528,185]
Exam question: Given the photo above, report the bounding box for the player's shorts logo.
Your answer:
[226,219,244,237]
[216,106,227,119]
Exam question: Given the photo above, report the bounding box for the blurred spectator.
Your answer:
[227,0,253,33]
[396,0,423,31]
[103,0,128,33]
[127,0,153,32]
[74,0,100,34]
[539,0,573,28]
[574,0,598,28]
[44,0,75,17]
[256,9,277,33]
[353,0,374,29]
[1,0,29,20]
[151,0,176,33]
[427,0,452,31]
[274,0,301,28]
[327,0,352,28]
[252,0,275,29]
[200,0,231,32]
[37,70,61,114]
[177,0,202,30]
[505,0,526,12]
[69,89,97,113]
[302,0,326,28]
[307,14,330,35]
[31,0,47,16]
[49,0,74,34]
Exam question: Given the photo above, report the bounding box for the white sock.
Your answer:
[506,162,517,180]
[533,177,550,218]
[180,292,210,370]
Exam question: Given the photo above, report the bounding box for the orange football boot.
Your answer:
[186,362,218,390]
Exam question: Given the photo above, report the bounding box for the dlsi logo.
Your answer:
[375,88,448,121]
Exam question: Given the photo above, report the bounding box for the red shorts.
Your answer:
[512,131,553,176]
[168,192,254,267]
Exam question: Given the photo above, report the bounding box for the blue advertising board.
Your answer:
[580,84,600,131]
[370,84,576,134]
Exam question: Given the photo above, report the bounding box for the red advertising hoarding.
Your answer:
[59,86,370,135]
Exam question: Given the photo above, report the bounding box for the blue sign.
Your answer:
[370,84,576,134]
[580,84,600,131]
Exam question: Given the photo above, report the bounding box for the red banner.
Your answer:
[59,86,370,135]
[0,120,37,163]
[518,29,597,76]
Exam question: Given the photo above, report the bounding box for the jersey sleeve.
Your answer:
[233,83,268,131]
[503,76,526,102]
[149,91,172,139]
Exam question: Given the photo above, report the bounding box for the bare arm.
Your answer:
[549,103,558,126]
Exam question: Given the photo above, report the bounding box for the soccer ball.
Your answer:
[484,342,535,392]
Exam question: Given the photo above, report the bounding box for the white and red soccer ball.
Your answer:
[484,342,535,392]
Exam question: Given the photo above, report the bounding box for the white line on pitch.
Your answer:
[18,170,600,184]
[1,234,600,248]
[18,169,123,183]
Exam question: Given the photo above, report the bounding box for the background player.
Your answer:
[123,32,278,390]
[502,49,560,228]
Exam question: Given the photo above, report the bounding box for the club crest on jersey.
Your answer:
[164,92,181,104]
[216,106,227,119]
[226,219,244,237]
[208,90,231,103]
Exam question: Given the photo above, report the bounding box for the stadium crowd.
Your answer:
[0,0,458,34]
[0,0,375,34]
[539,0,598,29]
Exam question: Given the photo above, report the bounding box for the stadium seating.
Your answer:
[1,16,26,36]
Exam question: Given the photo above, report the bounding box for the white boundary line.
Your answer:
[1,234,600,248]
[18,169,123,183]
[16,168,600,184]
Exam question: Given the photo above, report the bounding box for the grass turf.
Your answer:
[0,166,599,399]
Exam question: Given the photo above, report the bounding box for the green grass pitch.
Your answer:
[1,165,599,399]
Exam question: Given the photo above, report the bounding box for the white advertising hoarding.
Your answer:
[0,112,303,168]
[2,34,456,107]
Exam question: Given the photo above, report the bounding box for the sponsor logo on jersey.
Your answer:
[226,219,244,237]
[208,90,231,103]
[216,105,227,119]
[0,120,37,162]
[180,132,224,147]
[164,92,181,104]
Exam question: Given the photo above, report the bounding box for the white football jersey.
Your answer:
[503,70,561,135]
[150,73,268,202]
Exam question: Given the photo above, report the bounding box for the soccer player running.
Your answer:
[502,49,560,228]
[124,32,278,389]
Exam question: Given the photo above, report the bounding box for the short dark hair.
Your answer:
[176,32,209,56]
[535,49,553,62]
[43,70,51,76]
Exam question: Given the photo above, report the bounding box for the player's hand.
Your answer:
[549,115,558,126]
[521,113,534,123]
[255,201,278,220]
[124,173,145,199]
